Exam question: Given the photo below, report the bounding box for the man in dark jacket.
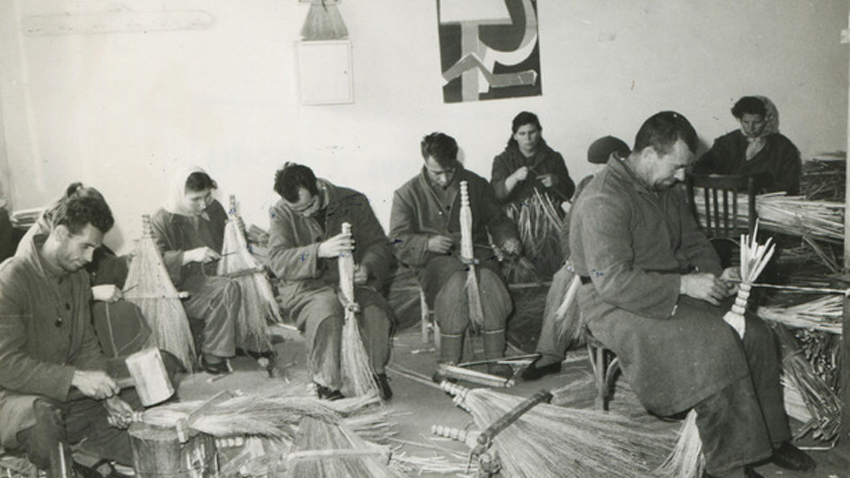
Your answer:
[0,193,136,478]
[267,163,394,401]
[390,132,520,379]
[570,111,813,478]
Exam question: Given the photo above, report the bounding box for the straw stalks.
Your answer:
[503,191,565,281]
[283,418,403,478]
[442,382,669,478]
[124,215,195,370]
[757,296,842,334]
[724,223,775,338]
[217,196,279,351]
[654,410,704,478]
[460,181,486,331]
[551,266,585,348]
[771,323,841,443]
[338,222,380,398]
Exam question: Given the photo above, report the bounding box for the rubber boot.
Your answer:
[483,329,513,379]
[433,333,464,383]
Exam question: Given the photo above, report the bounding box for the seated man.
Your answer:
[571,111,814,478]
[693,95,801,195]
[0,193,139,478]
[523,136,630,381]
[267,163,394,401]
[390,132,520,379]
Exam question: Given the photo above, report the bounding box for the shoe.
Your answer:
[373,373,393,401]
[488,363,514,380]
[199,355,229,375]
[744,466,764,478]
[521,358,562,381]
[315,384,344,401]
[244,350,276,361]
[771,441,816,471]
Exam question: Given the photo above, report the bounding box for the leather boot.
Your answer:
[483,329,513,379]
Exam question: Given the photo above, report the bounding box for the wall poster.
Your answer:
[437,0,541,103]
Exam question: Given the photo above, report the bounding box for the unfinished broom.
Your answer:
[338,222,381,398]
[551,264,585,347]
[460,181,486,332]
[124,215,195,370]
[441,382,670,478]
[724,222,775,338]
[217,195,279,351]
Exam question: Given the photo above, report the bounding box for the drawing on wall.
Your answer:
[438,0,541,103]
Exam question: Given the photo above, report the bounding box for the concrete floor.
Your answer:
[177,322,850,478]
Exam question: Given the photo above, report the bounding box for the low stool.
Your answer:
[585,327,620,411]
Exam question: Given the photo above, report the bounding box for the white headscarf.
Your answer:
[162,166,212,218]
[744,96,780,161]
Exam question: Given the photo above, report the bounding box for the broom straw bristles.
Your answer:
[654,409,704,478]
[125,215,195,370]
[338,222,380,398]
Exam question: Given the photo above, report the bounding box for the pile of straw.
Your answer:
[771,323,841,443]
[801,155,846,202]
[217,196,279,351]
[124,215,195,370]
[757,296,842,334]
[443,382,669,478]
[503,191,565,281]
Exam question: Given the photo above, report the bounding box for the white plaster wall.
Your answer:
[1,0,848,253]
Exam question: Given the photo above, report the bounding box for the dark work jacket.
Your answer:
[693,130,801,195]
[491,142,575,206]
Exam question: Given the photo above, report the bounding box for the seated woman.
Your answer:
[693,96,801,195]
[491,112,575,280]
[150,167,272,374]
[491,111,575,207]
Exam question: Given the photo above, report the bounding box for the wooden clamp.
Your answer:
[176,390,234,443]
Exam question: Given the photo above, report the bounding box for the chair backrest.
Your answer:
[686,173,756,239]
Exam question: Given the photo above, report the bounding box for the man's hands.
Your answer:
[501,238,521,256]
[537,173,559,188]
[680,272,735,306]
[91,285,123,303]
[318,232,355,259]
[104,396,135,429]
[511,166,530,182]
[427,235,454,254]
[184,247,221,265]
[71,370,119,400]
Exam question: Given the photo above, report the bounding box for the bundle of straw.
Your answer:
[460,181,485,330]
[801,155,846,202]
[503,190,565,281]
[300,0,348,40]
[217,196,279,351]
[338,222,380,398]
[757,296,842,334]
[724,223,775,338]
[550,266,585,347]
[756,194,844,243]
[124,215,195,370]
[654,410,704,478]
[771,323,841,443]
[441,382,669,478]
[283,417,402,478]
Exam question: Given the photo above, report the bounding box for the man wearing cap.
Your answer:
[523,136,630,380]
[570,112,813,478]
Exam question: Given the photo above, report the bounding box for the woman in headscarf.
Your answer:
[694,96,802,195]
[491,111,575,207]
[150,167,271,374]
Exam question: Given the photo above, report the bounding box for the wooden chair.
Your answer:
[686,174,756,240]
[585,327,620,411]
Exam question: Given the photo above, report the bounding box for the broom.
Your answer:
[338,222,381,398]
[459,181,485,332]
[124,215,195,370]
[441,382,670,478]
[217,195,279,352]
[724,222,775,338]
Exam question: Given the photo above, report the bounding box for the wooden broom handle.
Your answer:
[473,389,553,454]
